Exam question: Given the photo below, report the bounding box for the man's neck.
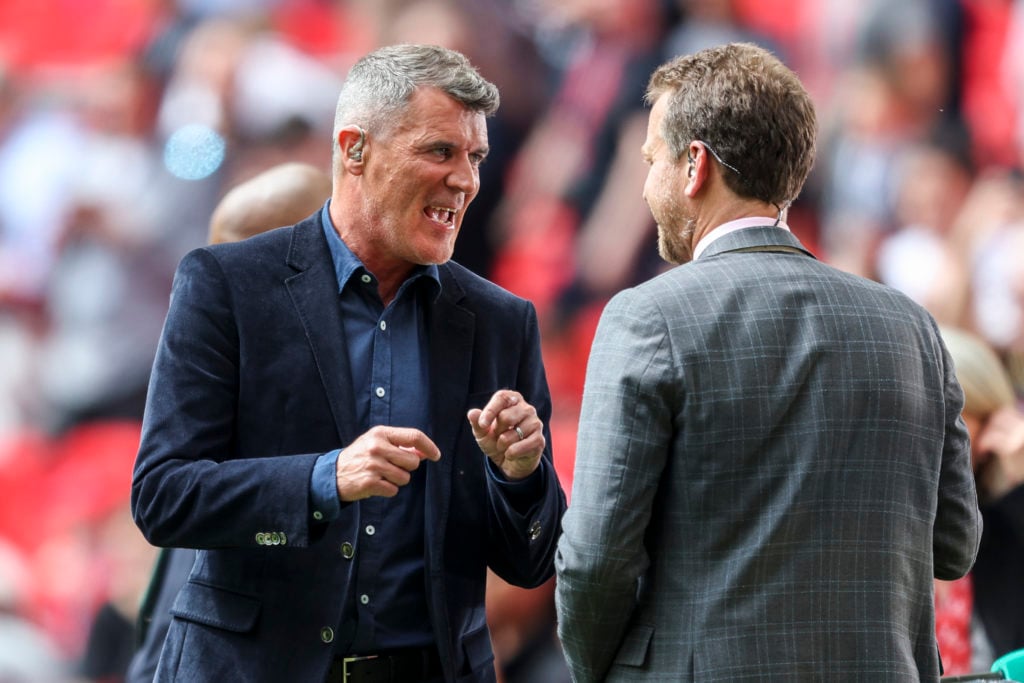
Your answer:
[690,197,781,254]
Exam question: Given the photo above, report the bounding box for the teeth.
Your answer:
[428,207,455,223]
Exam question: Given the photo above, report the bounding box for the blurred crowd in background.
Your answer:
[1,0,1023,680]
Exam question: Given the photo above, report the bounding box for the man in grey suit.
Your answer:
[554,42,981,682]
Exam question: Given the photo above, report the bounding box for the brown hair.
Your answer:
[646,43,817,208]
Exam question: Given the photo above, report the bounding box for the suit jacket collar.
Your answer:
[422,263,473,598]
[698,225,816,260]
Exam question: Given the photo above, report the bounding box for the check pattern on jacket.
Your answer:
[555,227,981,682]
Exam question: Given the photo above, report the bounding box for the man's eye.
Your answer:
[434,147,452,158]
[470,153,487,167]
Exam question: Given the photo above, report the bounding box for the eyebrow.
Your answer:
[422,139,490,158]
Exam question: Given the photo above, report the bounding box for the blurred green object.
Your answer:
[992,648,1024,681]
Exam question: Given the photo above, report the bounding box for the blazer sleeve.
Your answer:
[932,328,983,580]
[485,299,567,588]
[131,248,322,549]
[555,288,672,682]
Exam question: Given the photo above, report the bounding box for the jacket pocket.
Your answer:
[169,580,261,633]
[615,623,654,667]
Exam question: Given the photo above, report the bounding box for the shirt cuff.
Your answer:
[310,449,342,523]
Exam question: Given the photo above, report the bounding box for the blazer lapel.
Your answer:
[423,265,474,530]
[283,216,358,446]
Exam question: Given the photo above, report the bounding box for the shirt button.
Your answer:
[340,542,355,559]
[320,626,334,643]
[365,525,375,536]
[313,510,323,521]
[379,320,387,331]
[360,274,372,284]
[360,594,369,605]
[375,387,385,398]
[528,520,542,541]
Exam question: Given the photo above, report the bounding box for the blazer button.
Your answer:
[320,626,334,643]
[255,533,266,545]
[313,510,324,521]
[340,542,355,560]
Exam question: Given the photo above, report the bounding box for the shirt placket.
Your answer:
[352,307,392,648]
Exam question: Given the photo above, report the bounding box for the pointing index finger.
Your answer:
[477,390,520,429]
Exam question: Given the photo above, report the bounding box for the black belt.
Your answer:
[326,647,443,683]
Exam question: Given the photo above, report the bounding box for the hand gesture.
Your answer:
[335,426,441,502]
[975,406,1024,501]
[467,390,545,481]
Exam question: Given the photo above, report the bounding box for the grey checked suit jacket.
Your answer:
[555,226,981,682]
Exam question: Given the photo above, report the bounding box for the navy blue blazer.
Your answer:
[130,212,566,682]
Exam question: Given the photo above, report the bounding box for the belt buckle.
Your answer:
[342,654,378,679]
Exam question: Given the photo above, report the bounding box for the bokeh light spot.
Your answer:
[163,124,226,180]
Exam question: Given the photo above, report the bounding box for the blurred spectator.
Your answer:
[951,172,1024,392]
[663,0,776,60]
[811,0,964,276]
[0,540,67,681]
[873,122,975,325]
[0,65,82,309]
[937,326,1024,673]
[33,58,213,434]
[490,0,670,318]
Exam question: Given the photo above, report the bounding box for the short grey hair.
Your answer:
[331,44,499,165]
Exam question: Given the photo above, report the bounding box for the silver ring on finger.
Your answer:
[514,425,525,441]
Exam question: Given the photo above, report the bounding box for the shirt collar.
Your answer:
[692,216,790,261]
[320,201,441,299]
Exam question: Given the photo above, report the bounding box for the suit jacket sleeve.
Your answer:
[932,327,983,580]
[555,288,671,682]
[131,248,322,549]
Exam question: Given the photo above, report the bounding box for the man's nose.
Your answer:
[447,155,478,195]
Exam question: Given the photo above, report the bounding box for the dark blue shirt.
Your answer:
[310,202,440,653]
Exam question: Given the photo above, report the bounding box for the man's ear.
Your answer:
[684,142,705,197]
[339,126,366,172]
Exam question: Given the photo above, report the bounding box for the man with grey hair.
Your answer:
[555,43,980,681]
[132,44,565,683]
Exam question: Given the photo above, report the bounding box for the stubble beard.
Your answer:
[657,214,696,266]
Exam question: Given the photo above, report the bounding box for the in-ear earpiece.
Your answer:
[348,127,366,161]
[687,154,695,178]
